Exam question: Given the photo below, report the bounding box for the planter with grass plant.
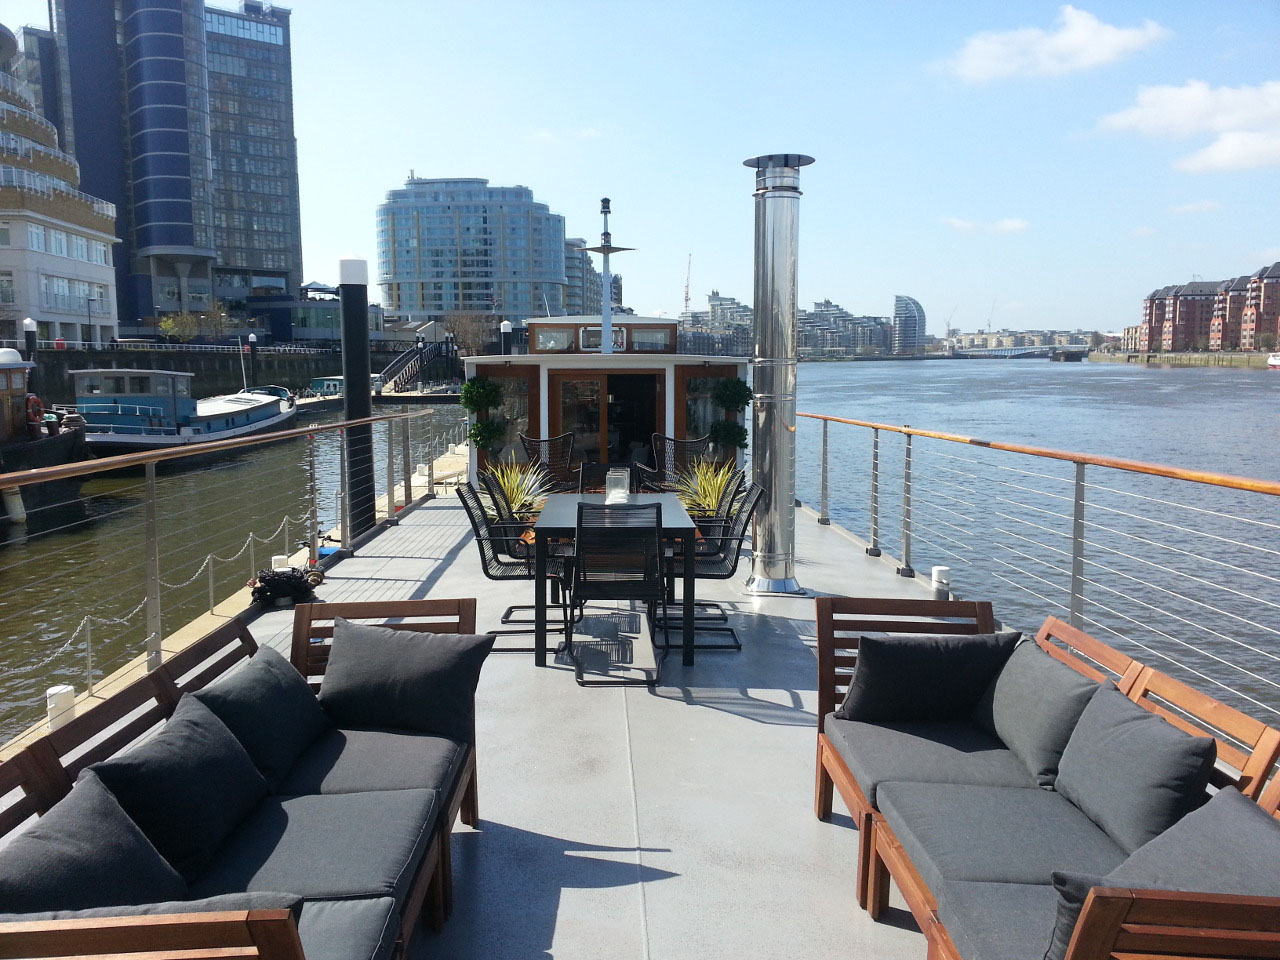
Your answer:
[675,458,740,517]
[482,457,553,520]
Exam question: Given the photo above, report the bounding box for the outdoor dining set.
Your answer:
[456,431,763,685]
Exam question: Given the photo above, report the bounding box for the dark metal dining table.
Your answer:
[533,492,699,668]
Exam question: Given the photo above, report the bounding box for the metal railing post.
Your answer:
[386,421,397,522]
[339,429,351,550]
[401,416,413,506]
[84,621,93,695]
[1070,462,1086,628]
[818,419,830,525]
[308,433,319,566]
[208,558,216,614]
[248,537,256,582]
[897,430,915,577]
[283,516,290,558]
[867,428,882,556]
[143,462,162,670]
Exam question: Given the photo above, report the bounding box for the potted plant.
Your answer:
[708,376,752,458]
[482,457,553,520]
[460,375,506,459]
[674,458,739,517]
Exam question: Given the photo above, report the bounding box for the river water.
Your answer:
[794,359,1280,719]
[0,407,465,738]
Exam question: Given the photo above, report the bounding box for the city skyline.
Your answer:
[7,0,1276,333]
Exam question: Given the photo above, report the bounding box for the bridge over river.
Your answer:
[951,344,1089,359]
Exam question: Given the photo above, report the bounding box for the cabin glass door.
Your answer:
[554,375,604,464]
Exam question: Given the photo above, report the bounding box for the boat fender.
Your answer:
[25,395,44,424]
[1,488,26,525]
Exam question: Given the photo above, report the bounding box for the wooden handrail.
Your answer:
[796,411,1280,497]
[0,410,437,490]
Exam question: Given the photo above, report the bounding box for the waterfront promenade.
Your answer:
[244,496,932,959]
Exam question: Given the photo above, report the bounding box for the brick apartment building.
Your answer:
[1240,262,1280,351]
[1210,276,1249,351]
[1139,263,1280,352]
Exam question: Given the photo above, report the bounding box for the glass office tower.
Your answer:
[377,177,566,325]
[893,294,927,355]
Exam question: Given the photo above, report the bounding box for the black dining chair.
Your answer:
[519,433,576,491]
[637,433,711,491]
[565,501,668,686]
[456,483,570,641]
[659,482,764,652]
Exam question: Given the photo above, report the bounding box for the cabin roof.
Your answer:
[72,369,195,378]
[529,315,674,325]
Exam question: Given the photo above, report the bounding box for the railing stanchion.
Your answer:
[339,429,351,551]
[248,538,256,583]
[897,429,915,577]
[818,419,831,525]
[84,621,93,695]
[1070,462,1087,628]
[867,427,881,556]
[308,433,319,566]
[208,557,216,614]
[143,462,162,670]
[401,416,413,506]
[386,421,397,522]
[283,515,290,558]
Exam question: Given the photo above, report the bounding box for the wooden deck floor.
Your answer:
[248,497,935,960]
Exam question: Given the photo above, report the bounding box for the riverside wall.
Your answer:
[27,347,416,404]
[1089,351,1269,369]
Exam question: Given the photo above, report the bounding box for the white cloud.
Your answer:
[1130,226,1158,237]
[1169,200,1221,214]
[528,128,555,142]
[1102,80,1280,172]
[942,216,1029,234]
[945,6,1168,84]
[577,127,601,139]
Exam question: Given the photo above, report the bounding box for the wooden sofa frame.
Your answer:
[0,597,480,960]
[814,598,1280,960]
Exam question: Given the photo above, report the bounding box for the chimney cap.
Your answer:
[743,154,815,169]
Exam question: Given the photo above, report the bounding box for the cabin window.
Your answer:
[535,327,573,352]
[106,376,126,393]
[129,376,150,394]
[81,376,102,395]
[0,373,8,390]
[153,376,171,394]
[175,378,190,397]
[631,328,671,351]
[579,326,626,352]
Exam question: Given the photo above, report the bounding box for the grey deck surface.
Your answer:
[249,498,933,960]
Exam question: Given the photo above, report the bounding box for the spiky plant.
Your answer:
[674,457,738,517]
[482,456,553,519]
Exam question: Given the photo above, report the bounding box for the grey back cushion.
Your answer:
[1045,787,1280,960]
[193,645,332,789]
[1055,684,1215,852]
[971,641,1099,787]
[318,619,495,741]
[0,770,187,912]
[0,891,302,923]
[91,695,270,882]
[835,631,1021,723]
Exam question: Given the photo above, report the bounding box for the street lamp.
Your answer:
[86,296,99,346]
[499,319,513,356]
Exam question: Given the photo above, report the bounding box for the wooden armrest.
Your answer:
[1065,887,1280,960]
[0,909,306,960]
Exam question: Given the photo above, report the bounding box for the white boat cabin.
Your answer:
[0,349,36,445]
[462,316,748,476]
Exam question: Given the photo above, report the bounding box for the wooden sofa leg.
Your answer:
[866,823,891,921]
[461,766,479,827]
[856,809,873,909]
[438,833,454,922]
[425,858,446,932]
[814,740,834,821]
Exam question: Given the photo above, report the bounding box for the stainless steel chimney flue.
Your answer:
[744,153,814,595]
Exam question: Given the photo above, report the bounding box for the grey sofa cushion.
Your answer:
[1045,872,1100,960]
[91,695,270,882]
[1045,787,1280,960]
[971,641,1099,788]
[318,618,495,741]
[824,715,1035,807]
[876,782,1127,894]
[298,897,398,960]
[835,632,1021,722]
[276,726,466,798]
[0,891,302,923]
[0,770,187,912]
[1055,684,1216,852]
[193,645,332,789]
[937,880,1060,960]
[191,788,438,907]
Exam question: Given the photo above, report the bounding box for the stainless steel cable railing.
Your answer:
[797,411,1280,718]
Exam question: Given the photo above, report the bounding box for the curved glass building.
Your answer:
[893,295,926,355]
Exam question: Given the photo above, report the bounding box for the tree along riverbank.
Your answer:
[1089,351,1270,368]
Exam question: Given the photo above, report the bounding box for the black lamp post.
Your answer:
[339,259,376,538]
[22,318,38,396]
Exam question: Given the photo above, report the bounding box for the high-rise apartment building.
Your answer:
[377,177,566,326]
[21,0,301,332]
[892,295,926,354]
[1210,276,1249,351]
[1,20,119,342]
[1240,262,1280,351]
[564,237,601,316]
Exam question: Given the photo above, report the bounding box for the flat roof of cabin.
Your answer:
[72,369,195,378]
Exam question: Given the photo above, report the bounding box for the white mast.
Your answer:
[583,198,632,355]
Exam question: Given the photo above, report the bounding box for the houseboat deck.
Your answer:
[245,496,935,959]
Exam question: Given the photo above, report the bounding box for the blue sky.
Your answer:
[8,1,1280,333]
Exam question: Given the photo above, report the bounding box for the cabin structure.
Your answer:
[462,316,748,475]
[0,350,36,445]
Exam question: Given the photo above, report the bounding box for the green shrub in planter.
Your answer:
[460,376,503,414]
[708,419,749,450]
[468,419,505,451]
[712,377,753,413]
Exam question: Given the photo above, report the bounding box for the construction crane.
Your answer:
[683,253,692,314]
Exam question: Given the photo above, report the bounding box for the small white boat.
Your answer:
[1267,352,1280,370]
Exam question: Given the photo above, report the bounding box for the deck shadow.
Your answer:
[411,821,677,959]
